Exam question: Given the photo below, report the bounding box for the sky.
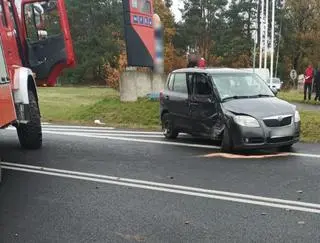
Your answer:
[171,0,184,22]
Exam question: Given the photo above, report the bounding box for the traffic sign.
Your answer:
[290,69,297,80]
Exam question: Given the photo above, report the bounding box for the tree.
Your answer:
[61,0,123,84]
[176,0,228,60]
[281,0,320,74]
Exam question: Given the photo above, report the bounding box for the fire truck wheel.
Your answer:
[17,90,42,149]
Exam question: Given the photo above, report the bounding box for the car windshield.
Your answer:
[210,72,275,101]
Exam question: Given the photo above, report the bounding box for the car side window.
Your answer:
[167,74,174,90]
[194,73,213,96]
[173,73,188,94]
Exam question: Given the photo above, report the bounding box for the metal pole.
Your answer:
[259,0,264,68]
[275,1,285,77]
[253,31,257,72]
[264,0,269,69]
[270,0,275,81]
[275,16,283,78]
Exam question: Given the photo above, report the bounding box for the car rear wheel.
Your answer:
[221,127,233,153]
[161,113,178,139]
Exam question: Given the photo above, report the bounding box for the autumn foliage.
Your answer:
[60,0,320,87]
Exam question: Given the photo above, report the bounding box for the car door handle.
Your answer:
[190,102,199,106]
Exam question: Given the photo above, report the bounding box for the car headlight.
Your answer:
[234,115,260,128]
[294,110,301,122]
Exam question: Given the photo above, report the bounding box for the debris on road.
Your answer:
[94,119,106,125]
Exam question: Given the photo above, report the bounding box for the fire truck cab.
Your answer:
[0,0,75,150]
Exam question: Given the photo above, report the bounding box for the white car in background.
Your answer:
[267,78,283,91]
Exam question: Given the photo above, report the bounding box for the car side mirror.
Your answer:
[271,87,278,96]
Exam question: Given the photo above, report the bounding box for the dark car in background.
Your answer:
[159,68,301,152]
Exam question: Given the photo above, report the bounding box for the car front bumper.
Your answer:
[230,120,301,150]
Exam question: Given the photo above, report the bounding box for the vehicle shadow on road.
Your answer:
[176,136,296,156]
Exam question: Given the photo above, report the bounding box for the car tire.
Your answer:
[16,90,42,150]
[161,113,178,139]
[221,127,233,153]
[279,144,293,152]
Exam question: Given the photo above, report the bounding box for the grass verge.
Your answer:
[38,87,160,129]
[299,111,320,143]
[38,87,320,142]
[278,89,320,105]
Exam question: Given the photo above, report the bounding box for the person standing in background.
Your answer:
[314,67,320,102]
[304,63,314,101]
[187,53,198,68]
[198,57,206,68]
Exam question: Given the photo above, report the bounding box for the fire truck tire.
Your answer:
[17,90,42,150]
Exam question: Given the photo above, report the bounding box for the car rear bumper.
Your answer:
[230,121,301,150]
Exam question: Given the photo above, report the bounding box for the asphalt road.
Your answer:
[1,124,320,243]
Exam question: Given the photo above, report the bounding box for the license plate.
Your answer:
[270,129,290,138]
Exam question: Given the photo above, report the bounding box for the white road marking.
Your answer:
[10,125,115,130]
[41,124,115,130]
[65,133,165,138]
[289,153,320,159]
[2,162,320,214]
[41,128,165,135]
[42,130,320,158]
[5,125,320,158]
[41,130,221,149]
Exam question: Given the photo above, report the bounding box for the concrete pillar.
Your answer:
[152,73,167,93]
[136,72,152,98]
[120,70,138,102]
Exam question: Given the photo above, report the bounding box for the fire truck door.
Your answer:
[0,0,22,74]
[22,0,75,86]
[0,32,17,126]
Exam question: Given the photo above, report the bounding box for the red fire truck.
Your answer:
[0,0,75,150]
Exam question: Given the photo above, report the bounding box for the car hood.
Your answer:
[221,97,296,119]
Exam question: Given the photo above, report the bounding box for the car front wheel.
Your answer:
[221,127,234,153]
[279,144,293,152]
[161,113,178,139]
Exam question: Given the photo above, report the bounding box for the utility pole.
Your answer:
[275,21,282,77]
[259,0,264,68]
[270,0,275,82]
[253,30,257,73]
[264,0,269,69]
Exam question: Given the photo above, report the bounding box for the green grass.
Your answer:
[278,89,319,105]
[300,111,320,143]
[37,87,320,142]
[38,86,160,129]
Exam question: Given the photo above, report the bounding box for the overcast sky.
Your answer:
[171,0,184,22]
